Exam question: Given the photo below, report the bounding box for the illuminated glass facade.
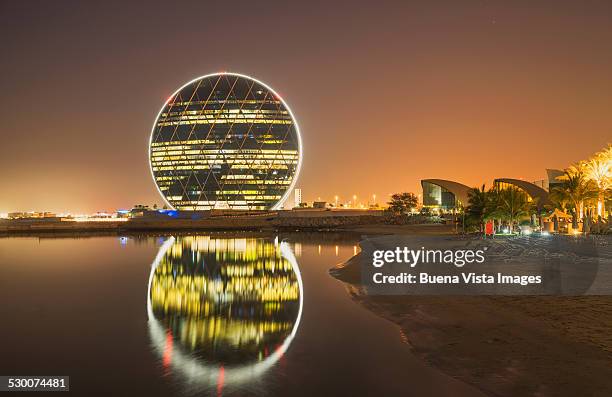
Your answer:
[149,73,301,210]
[422,181,457,209]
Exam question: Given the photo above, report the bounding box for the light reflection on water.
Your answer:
[146,236,303,395]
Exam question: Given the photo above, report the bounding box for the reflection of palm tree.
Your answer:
[551,170,598,228]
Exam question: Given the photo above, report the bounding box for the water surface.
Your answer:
[0,233,483,396]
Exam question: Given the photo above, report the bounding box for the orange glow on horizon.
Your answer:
[1,3,610,213]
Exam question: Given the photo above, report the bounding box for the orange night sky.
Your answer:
[0,1,610,213]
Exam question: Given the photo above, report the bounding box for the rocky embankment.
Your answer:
[0,213,386,233]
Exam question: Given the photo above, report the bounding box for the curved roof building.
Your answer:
[149,72,302,210]
[494,178,551,208]
[421,179,471,209]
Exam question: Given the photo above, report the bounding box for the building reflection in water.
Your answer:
[147,235,303,394]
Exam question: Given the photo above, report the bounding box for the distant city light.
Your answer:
[73,217,129,222]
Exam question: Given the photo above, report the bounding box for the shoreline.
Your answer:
[331,233,612,397]
[0,217,453,236]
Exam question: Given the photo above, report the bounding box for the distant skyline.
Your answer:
[1,1,611,213]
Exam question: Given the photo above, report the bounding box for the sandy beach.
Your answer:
[331,232,612,397]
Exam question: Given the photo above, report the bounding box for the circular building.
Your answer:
[149,72,302,210]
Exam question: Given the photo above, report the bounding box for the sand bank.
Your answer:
[331,233,612,396]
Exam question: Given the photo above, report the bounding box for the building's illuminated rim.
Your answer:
[149,72,302,210]
[146,236,304,388]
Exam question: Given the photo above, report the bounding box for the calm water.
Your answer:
[0,233,483,396]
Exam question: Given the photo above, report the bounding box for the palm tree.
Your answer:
[485,187,504,233]
[530,198,546,228]
[551,170,598,229]
[466,185,488,232]
[581,146,611,218]
[548,186,570,213]
[495,187,531,233]
[606,187,612,223]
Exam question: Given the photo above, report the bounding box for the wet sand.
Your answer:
[332,234,612,397]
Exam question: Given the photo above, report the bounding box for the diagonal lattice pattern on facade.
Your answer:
[149,73,301,210]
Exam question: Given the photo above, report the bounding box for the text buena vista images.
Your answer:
[370,247,542,286]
